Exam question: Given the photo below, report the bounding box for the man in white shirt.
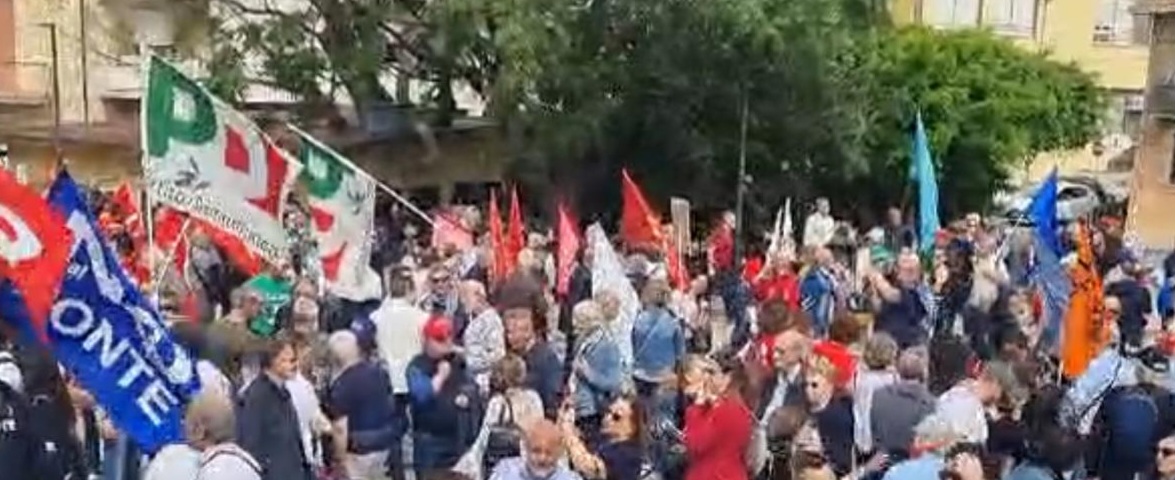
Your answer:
[183,391,262,480]
[934,361,1024,444]
[803,197,836,248]
[372,268,430,395]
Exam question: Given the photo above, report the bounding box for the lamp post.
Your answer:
[733,88,749,267]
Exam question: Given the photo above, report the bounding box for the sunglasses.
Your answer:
[1160,447,1175,457]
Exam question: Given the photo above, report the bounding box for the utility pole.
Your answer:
[39,22,62,161]
[79,0,90,125]
[733,87,749,268]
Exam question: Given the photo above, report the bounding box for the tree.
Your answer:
[196,0,1104,226]
[845,27,1107,218]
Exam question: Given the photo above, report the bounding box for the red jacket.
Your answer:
[753,271,800,309]
[684,394,753,480]
[812,340,857,389]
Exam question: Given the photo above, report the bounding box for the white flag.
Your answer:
[293,127,382,301]
[142,56,301,263]
[587,223,639,370]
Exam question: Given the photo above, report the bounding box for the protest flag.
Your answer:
[142,55,301,266]
[620,169,664,248]
[555,201,580,297]
[587,223,640,368]
[506,186,526,266]
[1029,169,1073,358]
[488,189,510,283]
[292,127,382,301]
[1061,222,1106,379]
[433,209,475,252]
[0,171,199,453]
[0,167,73,342]
[912,111,940,254]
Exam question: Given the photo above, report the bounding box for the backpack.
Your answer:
[1101,385,1158,465]
[483,397,523,471]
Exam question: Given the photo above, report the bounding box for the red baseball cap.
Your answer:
[422,315,454,342]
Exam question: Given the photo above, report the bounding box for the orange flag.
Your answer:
[506,186,525,265]
[488,189,510,283]
[555,201,580,296]
[1061,222,1107,379]
[620,169,663,248]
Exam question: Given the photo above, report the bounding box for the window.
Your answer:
[985,0,1036,36]
[927,0,980,27]
[1094,0,1151,44]
[1104,90,1145,139]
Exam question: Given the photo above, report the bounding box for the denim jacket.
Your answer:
[573,328,623,417]
[630,306,685,384]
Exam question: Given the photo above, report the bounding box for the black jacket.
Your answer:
[0,382,46,479]
[239,374,313,480]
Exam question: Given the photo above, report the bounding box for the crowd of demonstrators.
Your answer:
[13,187,1175,480]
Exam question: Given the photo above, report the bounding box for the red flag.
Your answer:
[488,189,510,283]
[432,209,474,251]
[154,207,191,281]
[664,234,689,291]
[620,169,663,248]
[555,202,580,296]
[112,182,146,243]
[506,186,525,266]
[155,207,262,278]
[0,168,72,337]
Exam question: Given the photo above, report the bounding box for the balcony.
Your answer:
[1147,83,1175,120]
[0,62,50,131]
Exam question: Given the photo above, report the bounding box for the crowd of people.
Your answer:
[3,191,1175,480]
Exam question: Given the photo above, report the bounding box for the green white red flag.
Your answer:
[292,128,381,301]
[142,56,300,265]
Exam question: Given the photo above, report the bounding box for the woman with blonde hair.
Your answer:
[804,355,855,477]
[570,300,623,444]
[682,351,754,480]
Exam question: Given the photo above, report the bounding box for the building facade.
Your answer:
[0,0,504,199]
[892,0,1150,180]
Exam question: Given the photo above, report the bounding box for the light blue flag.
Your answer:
[912,111,940,252]
[0,171,200,453]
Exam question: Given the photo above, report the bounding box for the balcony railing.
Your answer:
[1147,83,1175,120]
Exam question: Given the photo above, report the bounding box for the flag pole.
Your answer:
[286,124,435,228]
[151,216,192,288]
[138,49,159,305]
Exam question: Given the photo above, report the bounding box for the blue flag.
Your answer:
[912,112,940,252]
[1028,168,1061,256]
[1027,168,1070,350]
[0,171,199,452]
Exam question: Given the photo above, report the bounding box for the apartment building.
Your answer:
[893,0,1150,180]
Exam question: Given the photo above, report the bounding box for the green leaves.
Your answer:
[198,0,1104,221]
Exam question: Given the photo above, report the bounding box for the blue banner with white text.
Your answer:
[0,171,199,452]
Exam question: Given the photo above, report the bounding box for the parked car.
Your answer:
[995,175,1125,225]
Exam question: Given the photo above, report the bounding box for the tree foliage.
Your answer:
[198,0,1105,224]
